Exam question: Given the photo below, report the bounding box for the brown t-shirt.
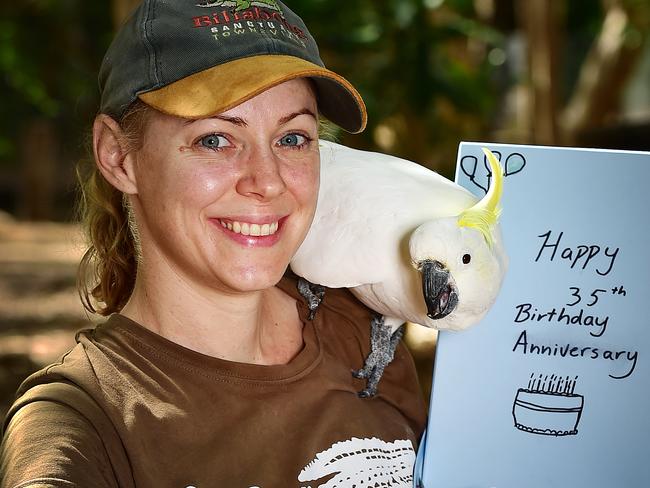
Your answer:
[1,278,427,487]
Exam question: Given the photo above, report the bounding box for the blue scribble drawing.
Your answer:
[461,150,526,194]
[504,152,526,177]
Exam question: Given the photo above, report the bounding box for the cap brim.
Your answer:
[138,54,366,133]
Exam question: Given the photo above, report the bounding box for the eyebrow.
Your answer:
[183,108,317,128]
[278,108,317,126]
[183,114,247,127]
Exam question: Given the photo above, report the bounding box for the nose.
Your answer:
[235,145,287,201]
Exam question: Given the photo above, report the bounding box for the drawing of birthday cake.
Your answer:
[512,374,584,436]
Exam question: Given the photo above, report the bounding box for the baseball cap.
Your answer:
[99,0,367,133]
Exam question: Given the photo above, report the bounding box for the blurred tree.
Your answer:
[292,0,504,174]
[0,0,647,220]
[561,0,649,144]
[500,0,649,145]
[0,0,112,219]
[517,0,562,145]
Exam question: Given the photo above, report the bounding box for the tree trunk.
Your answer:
[19,119,59,221]
[518,0,563,145]
[561,0,647,143]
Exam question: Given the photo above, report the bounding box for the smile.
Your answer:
[218,219,280,237]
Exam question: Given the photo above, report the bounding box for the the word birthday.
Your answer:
[514,303,608,337]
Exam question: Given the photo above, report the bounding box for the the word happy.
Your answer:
[534,230,619,276]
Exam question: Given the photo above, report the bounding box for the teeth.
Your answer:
[219,219,279,236]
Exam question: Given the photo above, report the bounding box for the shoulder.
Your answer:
[1,382,129,488]
[321,285,375,332]
[320,288,428,449]
[283,276,428,437]
[278,272,374,336]
[6,381,112,432]
[9,318,122,409]
[2,318,142,487]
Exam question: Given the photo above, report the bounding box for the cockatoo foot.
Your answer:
[296,278,326,320]
[353,316,405,398]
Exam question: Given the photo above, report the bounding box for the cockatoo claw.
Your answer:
[357,388,375,399]
[353,316,405,398]
[296,277,326,320]
[351,367,370,379]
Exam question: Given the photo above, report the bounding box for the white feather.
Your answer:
[290,141,507,333]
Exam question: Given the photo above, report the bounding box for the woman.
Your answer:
[1,1,426,486]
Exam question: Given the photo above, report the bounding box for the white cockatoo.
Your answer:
[290,141,508,397]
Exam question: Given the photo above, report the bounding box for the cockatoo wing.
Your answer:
[290,140,477,288]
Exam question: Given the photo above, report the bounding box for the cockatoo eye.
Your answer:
[462,253,471,265]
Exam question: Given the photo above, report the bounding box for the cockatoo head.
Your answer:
[408,149,507,330]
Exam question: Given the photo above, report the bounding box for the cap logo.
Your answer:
[191,1,307,47]
[197,0,281,12]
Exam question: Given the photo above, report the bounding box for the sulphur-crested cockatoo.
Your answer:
[290,141,508,397]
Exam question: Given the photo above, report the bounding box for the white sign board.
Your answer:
[416,142,650,487]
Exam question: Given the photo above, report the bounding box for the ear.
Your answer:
[93,114,139,194]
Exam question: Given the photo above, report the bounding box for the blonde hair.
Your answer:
[76,100,150,315]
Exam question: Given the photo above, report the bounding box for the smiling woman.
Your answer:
[99,80,321,361]
[0,1,426,486]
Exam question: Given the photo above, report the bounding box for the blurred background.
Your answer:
[1,0,649,416]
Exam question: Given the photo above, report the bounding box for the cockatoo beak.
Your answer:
[419,259,459,320]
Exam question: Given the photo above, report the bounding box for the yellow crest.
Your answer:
[457,148,503,247]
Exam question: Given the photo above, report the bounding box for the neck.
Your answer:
[120,259,303,365]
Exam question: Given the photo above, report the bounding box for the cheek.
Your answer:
[184,169,230,202]
[285,159,320,208]
[149,161,237,212]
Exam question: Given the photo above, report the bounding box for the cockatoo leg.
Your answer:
[296,277,326,320]
[353,315,405,398]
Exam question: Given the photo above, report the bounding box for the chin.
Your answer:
[220,264,288,293]
[199,229,304,293]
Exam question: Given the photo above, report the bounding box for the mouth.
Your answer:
[210,216,287,247]
[216,219,280,237]
[419,259,459,320]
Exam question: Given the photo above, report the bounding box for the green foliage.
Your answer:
[0,0,507,176]
[0,0,112,166]
[290,0,504,173]
[0,0,634,180]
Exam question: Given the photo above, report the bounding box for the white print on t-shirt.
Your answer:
[297,437,415,487]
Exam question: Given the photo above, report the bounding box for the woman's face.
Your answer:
[130,79,320,294]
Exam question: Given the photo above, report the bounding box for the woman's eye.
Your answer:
[198,134,229,150]
[278,133,308,147]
